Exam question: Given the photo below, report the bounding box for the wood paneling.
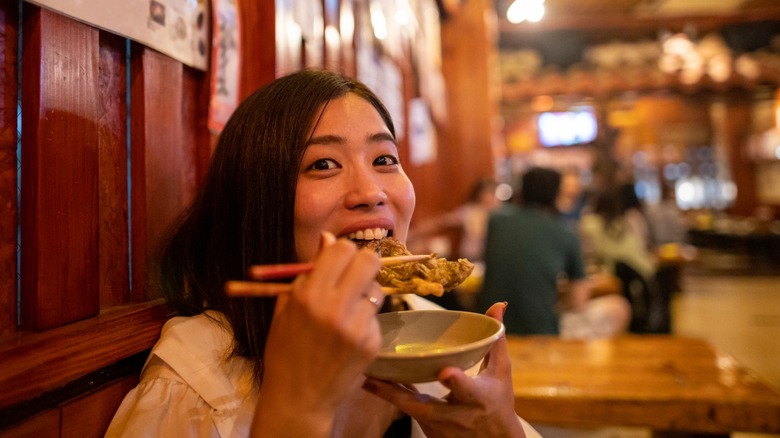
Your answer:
[237,0,276,97]
[20,6,100,331]
[3,3,231,433]
[1,409,59,438]
[60,376,138,438]
[182,66,212,188]
[0,0,19,338]
[0,300,167,410]
[97,31,130,308]
[129,46,191,302]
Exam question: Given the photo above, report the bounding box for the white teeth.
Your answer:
[347,228,388,240]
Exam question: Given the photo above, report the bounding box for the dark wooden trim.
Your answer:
[0,350,146,430]
[0,0,19,338]
[97,30,130,309]
[0,300,169,410]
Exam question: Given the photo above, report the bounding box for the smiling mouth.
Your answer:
[346,228,390,247]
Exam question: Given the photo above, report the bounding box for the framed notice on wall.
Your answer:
[27,0,210,70]
[208,0,241,134]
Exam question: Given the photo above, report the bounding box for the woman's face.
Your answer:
[294,94,416,262]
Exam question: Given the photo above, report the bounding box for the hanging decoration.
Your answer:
[208,0,241,134]
[27,0,209,70]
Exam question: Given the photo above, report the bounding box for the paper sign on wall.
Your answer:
[28,0,210,70]
[208,0,241,134]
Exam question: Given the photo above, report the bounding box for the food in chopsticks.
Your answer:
[225,238,474,298]
[360,238,474,297]
[249,254,434,281]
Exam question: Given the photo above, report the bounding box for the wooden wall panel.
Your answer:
[182,67,212,188]
[0,300,166,410]
[129,46,193,301]
[0,0,19,338]
[97,32,130,308]
[20,6,100,331]
[238,0,276,97]
[60,376,138,438]
[1,409,59,438]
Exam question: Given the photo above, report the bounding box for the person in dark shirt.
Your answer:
[479,167,629,338]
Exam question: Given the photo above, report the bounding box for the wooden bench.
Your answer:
[507,335,780,436]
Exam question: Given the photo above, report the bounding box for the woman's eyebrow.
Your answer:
[368,132,397,145]
[306,134,344,146]
[306,132,396,146]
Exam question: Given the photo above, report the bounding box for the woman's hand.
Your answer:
[252,233,384,437]
[362,302,526,438]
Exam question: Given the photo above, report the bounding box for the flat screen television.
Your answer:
[537,106,598,147]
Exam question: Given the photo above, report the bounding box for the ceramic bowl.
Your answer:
[365,310,504,383]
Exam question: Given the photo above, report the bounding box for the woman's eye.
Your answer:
[374,155,399,167]
[308,158,339,171]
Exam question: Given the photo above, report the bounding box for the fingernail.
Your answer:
[501,301,508,317]
[321,231,336,247]
[362,379,377,393]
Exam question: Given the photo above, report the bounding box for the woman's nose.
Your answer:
[344,171,388,209]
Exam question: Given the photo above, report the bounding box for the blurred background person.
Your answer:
[645,183,688,249]
[478,167,630,339]
[579,185,666,333]
[645,183,693,330]
[557,168,588,233]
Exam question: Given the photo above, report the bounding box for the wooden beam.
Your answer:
[499,7,780,34]
[0,300,168,410]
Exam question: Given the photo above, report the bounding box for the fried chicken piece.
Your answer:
[360,238,474,296]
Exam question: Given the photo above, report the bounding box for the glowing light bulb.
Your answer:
[507,0,545,24]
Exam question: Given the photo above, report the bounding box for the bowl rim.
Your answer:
[375,310,505,360]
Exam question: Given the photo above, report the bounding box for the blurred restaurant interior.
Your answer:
[1,0,780,436]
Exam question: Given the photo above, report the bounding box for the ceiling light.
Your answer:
[507,0,545,24]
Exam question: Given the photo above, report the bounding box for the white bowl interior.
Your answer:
[365,310,504,383]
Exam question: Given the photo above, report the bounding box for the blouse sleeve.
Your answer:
[105,359,221,438]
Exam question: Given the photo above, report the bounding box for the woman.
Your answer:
[107,69,535,437]
[580,186,660,333]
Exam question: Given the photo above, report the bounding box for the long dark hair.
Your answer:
[156,69,396,384]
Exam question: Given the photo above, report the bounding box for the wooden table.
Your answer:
[507,335,780,436]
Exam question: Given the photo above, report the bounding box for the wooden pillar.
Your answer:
[439,0,499,212]
[717,92,756,216]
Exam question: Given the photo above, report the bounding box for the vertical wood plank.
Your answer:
[20,6,100,331]
[60,376,138,438]
[0,0,19,337]
[97,32,129,308]
[238,0,276,98]
[130,46,193,301]
[182,67,212,190]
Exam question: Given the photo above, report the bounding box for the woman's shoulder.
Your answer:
[149,312,254,403]
[157,311,232,351]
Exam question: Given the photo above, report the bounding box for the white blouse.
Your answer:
[106,295,540,438]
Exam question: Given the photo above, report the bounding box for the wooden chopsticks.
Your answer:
[248,254,432,281]
[225,253,432,297]
[225,281,401,297]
